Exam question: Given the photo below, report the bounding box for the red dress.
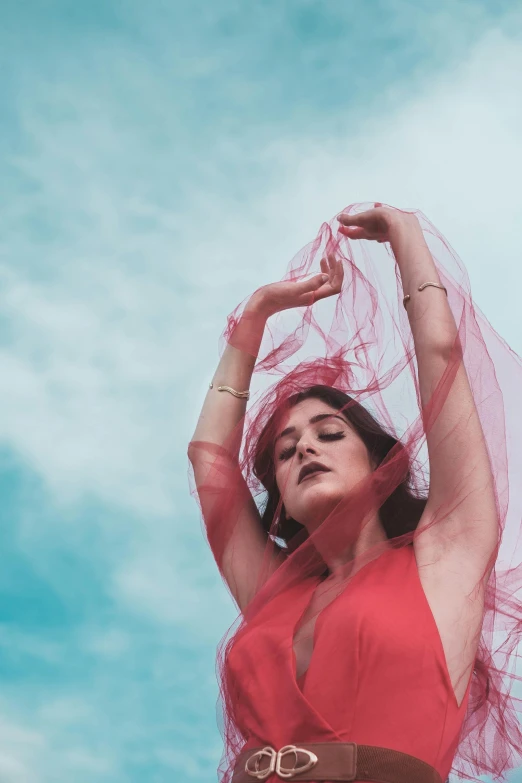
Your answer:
[226,545,472,783]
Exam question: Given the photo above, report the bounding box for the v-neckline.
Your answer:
[286,577,341,738]
[289,553,384,693]
[290,547,401,692]
[290,577,322,689]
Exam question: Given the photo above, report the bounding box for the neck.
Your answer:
[307,511,391,579]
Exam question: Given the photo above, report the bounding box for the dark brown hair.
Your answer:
[253,385,427,548]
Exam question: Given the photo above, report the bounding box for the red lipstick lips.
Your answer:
[298,461,331,484]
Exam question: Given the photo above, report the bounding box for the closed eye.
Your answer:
[278,431,345,461]
[278,445,296,461]
[319,431,345,442]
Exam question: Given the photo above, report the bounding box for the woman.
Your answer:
[189,204,522,783]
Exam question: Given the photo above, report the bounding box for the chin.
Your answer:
[292,484,346,527]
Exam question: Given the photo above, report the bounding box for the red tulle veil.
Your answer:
[189,204,522,782]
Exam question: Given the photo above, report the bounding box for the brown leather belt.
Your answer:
[232,742,443,783]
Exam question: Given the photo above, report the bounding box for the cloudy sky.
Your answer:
[1,1,522,781]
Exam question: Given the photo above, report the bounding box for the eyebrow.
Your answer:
[275,413,348,443]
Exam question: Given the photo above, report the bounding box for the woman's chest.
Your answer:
[292,572,424,680]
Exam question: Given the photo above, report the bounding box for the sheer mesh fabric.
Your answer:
[189,204,522,782]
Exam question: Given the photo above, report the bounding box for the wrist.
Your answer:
[388,211,421,239]
[388,214,426,262]
[245,290,274,319]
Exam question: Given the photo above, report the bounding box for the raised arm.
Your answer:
[338,205,498,704]
[188,298,272,610]
[189,260,343,609]
[338,206,498,576]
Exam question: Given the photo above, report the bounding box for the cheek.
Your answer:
[337,440,372,477]
[275,460,295,495]
[276,464,305,514]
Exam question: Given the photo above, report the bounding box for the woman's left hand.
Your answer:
[337,203,418,243]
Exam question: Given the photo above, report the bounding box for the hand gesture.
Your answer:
[337,203,416,243]
[252,253,344,317]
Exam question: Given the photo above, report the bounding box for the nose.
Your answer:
[296,438,318,459]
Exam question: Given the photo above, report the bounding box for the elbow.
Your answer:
[187,440,201,466]
[436,329,463,362]
[187,439,239,468]
[422,333,463,364]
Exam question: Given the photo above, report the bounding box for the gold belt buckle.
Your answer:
[245,744,318,780]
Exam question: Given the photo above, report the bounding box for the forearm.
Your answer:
[389,215,459,403]
[189,294,268,459]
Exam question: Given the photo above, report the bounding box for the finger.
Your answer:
[311,282,338,303]
[332,259,344,289]
[326,253,340,284]
[374,201,383,208]
[337,212,363,227]
[328,261,342,293]
[326,252,336,272]
[320,257,328,275]
[337,208,376,226]
[297,285,330,307]
[294,273,329,295]
[316,263,344,298]
[338,226,367,239]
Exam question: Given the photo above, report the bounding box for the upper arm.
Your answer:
[412,350,498,701]
[189,441,284,611]
[414,341,499,576]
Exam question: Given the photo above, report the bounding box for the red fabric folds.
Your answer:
[189,204,522,783]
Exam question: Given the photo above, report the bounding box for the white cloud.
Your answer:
[103,24,522,627]
[186,25,522,354]
[1,18,522,634]
[2,24,521,520]
[0,714,45,783]
[0,626,64,665]
[0,702,119,783]
[112,529,236,635]
[0,10,521,783]
[79,626,131,659]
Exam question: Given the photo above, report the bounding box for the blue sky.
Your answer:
[1,1,522,781]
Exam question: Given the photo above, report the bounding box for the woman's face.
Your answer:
[274,398,374,530]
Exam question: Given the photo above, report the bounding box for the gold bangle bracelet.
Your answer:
[403,282,447,309]
[209,382,250,400]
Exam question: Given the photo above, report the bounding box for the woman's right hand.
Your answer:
[250,253,344,318]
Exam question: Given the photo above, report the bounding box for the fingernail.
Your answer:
[321,274,328,282]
